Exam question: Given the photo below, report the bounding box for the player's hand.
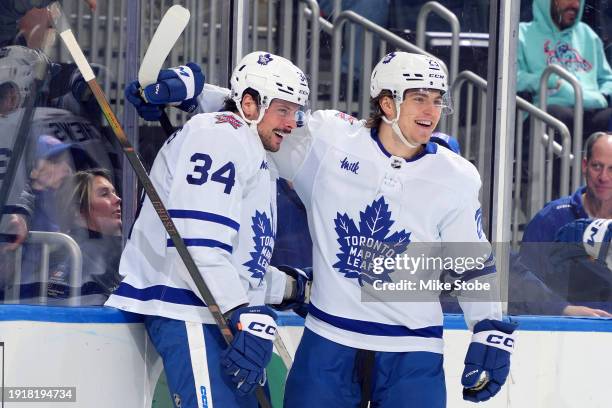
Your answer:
[221,305,277,396]
[274,265,312,318]
[461,319,517,402]
[140,62,205,113]
[563,305,612,317]
[125,80,163,121]
[2,214,28,252]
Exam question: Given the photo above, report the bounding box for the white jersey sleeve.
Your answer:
[263,265,288,305]
[196,83,231,114]
[437,159,502,328]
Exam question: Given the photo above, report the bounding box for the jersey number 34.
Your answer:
[186,152,236,194]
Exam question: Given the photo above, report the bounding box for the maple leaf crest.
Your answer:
[243,210,275,281]
[257,53,273,65]
[382,52,396,64]
[333,197,411,286]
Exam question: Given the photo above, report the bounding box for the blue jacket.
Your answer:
[512,187,588,315]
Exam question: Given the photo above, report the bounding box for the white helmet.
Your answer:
[230,51,309,126]
[0,45,49,111]
[369,52,451,149]
[370,51,448,102]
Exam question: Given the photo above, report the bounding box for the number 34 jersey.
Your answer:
[271,110,502,353]
[106,112,282,324]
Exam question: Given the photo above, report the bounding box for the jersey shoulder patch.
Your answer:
[214,113,245,129]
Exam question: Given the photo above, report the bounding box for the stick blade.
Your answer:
[138,5,190,86]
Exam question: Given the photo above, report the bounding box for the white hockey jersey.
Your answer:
[105,111,285,323]
[271,110,502,352]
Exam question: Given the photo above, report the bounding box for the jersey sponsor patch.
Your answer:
[339,157,359,174]
[333,196,411,285]
[214,113,243,129]
[243,210,275,281]
[334,111,358,124]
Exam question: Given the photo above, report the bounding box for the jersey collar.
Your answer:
[370,127,437,162]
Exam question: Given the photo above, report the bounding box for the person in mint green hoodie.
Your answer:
[517,0,612,138]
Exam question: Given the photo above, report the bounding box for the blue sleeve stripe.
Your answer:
[168,209,240,231]
[167,238,233,253]
[113,282,206,307]
[308,303,443,338]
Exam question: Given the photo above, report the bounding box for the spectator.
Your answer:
[0,0,96,48]
[517,0,612,138]
[2,134,95,301]
[517,131,612,316]
[47,168,122,305]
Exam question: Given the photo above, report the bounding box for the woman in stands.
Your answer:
[49,168,122,305]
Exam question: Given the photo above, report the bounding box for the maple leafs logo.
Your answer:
[382,52,396,64]
[243,210,275,281]
[333,197,411,286]
[257,53,273,65]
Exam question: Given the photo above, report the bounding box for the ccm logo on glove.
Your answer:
[472,330,515,353]
[486,334,514,348]
[239,313,277,340]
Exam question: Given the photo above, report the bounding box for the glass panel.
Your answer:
[0,0,127,306]
[510,0,612,319]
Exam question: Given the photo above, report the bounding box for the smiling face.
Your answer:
[395,89,444,146]
[255,99,302,152]
[583,135,612,206]
[84,175,122,236]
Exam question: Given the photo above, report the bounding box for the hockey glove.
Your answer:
[125,80,163,121]
[221,305,278,396]
[275,265,312,318]
[462,319,517,402]
[141,62,205,113]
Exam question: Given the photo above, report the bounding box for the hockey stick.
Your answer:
[138,5,190,135]
[140,4,295,372]
[47,3,273,407]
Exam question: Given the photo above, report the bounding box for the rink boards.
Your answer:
[0,305,611,408]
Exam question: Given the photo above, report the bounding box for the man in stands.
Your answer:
[518,132,612,316]
[517,0,612,138]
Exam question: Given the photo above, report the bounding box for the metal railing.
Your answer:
[416,1,461,85]
[8,231,83,306]
[450,71,573,247]
[538,64,584,191]
[331,10,448,118]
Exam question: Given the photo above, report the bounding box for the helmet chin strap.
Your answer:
[381,102,420,149]
[236,102,266,132]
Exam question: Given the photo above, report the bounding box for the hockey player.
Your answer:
[124,52,516,407]
[273,52,515,407]
[105,52,310,407]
